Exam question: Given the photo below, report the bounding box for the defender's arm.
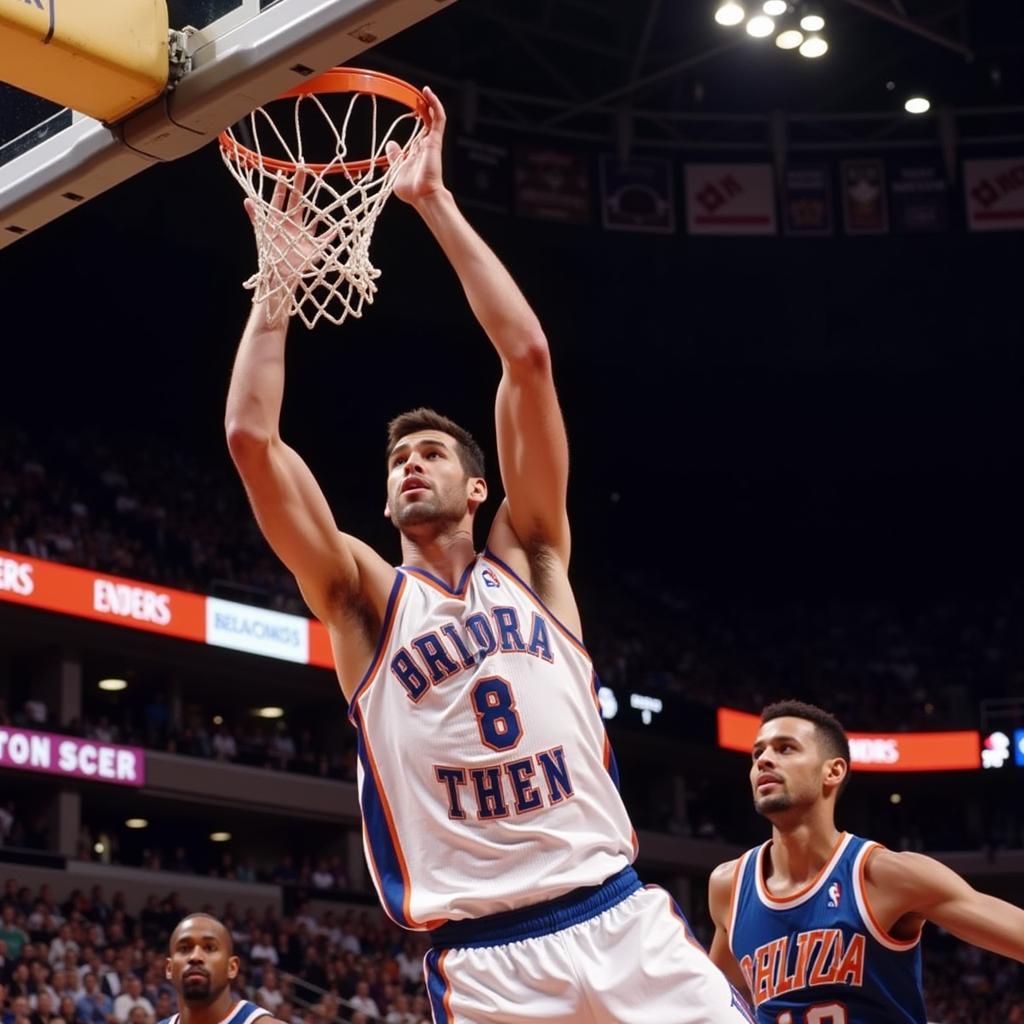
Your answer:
[708,860,754,998]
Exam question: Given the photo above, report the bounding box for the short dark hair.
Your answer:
[386,408,485,479]
[761,699,851,790]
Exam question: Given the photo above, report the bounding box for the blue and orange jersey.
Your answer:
[729,833,927,1024]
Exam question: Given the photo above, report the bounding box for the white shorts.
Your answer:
[423,867,756,1024]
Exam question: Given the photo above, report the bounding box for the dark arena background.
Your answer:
[1,1,1024,1022]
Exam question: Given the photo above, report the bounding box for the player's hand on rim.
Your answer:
[386,85,447,206]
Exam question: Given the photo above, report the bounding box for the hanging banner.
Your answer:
[599,155,675,234]
[515,147,591,224]
[782,164,833,237]
[0,728,145,787]
[684,163,776,235]
[718,708,980,772]
[841,159,888,234]
[454,136,512,214]
[890,161,948,233]
[964,157,1024,232]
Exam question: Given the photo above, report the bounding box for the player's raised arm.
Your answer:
[224,177,391,629]
[866,847,1024,962]
[708,860,754,998]
[386,89,570,566]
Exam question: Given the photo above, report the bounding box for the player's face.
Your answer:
[165,918,238,1006]
[750,717,830,817]
[385,431,483,529]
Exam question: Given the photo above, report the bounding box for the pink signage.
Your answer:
[0,728,145,787]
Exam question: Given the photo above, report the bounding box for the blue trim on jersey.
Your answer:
[353,707,411,928]
[428,865,640,949]
[346,571,405,722]
[481,548,589,651]
[400,561,476,597]
[424,949,451,1022]
[158,1002,269,1024]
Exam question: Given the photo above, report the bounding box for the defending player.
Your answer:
[708,700,1024,1023]
[161,914,275,1024]
[225,86,753,1023]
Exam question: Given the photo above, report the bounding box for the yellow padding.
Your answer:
[0,0,168,123]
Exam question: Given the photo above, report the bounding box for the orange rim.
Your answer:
[218,67,427,176]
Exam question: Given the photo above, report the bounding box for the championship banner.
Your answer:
[964,157,1024,231]
[841,159,888,235]
[782,164,833,237]
[454,136,512,214]
[0,727,145,787]
[0,550,335,671]
[599,155,675,234]
[718,708,981,772]
[890,161,948,233]
[684,163,777,235]
[515,147,591,224]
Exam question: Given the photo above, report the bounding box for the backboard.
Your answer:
[0,0,457,247]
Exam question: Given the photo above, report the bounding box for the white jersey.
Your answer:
[347,548,637,930]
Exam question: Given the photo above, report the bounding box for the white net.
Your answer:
[220,87,425,329]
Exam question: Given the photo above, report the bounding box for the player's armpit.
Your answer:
[866,849,1024,963]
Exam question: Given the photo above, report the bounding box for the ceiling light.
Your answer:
[799,35,828,57]
[776,28,804,48]
[93,842,105,854]
[98,678,127,692]
[904,96,931,114]
[124,818,148,829]
[800,12,825,31]
[746,14,776,37]
[253,706,284,719]
[210,832,232,843]
[714,2,746,26]
[890,793,902,805]
[212,715,223,725]
[763,0,787,14]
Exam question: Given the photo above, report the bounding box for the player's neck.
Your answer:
[176,993,237,1024]
[399,524,477,585]
[768,813,843,887]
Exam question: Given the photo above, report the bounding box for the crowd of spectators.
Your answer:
[0,879,434,1024]
[4,426,1024,732]
[0,878,1019,1024]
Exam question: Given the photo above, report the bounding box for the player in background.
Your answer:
[226,85,754,1023]
[161,914,276,1024]
[708,700,1024,1023]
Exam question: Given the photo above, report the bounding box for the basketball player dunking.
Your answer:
[226,86,753,1023]
[708,700,1024,1024]
[160,914,275,1024]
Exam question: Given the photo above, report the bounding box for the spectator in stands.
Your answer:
[74,974,111,1024]
[347,982,378,1020]
[112,978,152,1024]
[0,910,28,961]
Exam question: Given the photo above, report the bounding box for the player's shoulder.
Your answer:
[861,844,944,893]
[708,856,744,913]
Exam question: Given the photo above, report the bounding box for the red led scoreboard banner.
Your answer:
[718,707,981,772]
[0,550,334,670]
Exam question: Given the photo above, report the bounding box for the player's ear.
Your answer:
[227,955,240,981]
[823,757,848,793]
[468,476,487,509]
[164,957,172,981]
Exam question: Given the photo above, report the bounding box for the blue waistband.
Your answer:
[429,865,641,950]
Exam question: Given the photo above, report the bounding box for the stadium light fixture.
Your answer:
[904,96,931,114]
[889,793,902,805]
[210,831,232,842]
[799,7,825,32]
[763,0,787,15]
[746,14,776,37]
[98,678,127,691]
[799,34,828,57]
[776,28,804,48]
[253,706,285,719]
[714,1,746,26]
[125,818,148,829]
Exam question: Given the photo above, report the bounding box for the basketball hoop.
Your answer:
[219,68,428,329]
